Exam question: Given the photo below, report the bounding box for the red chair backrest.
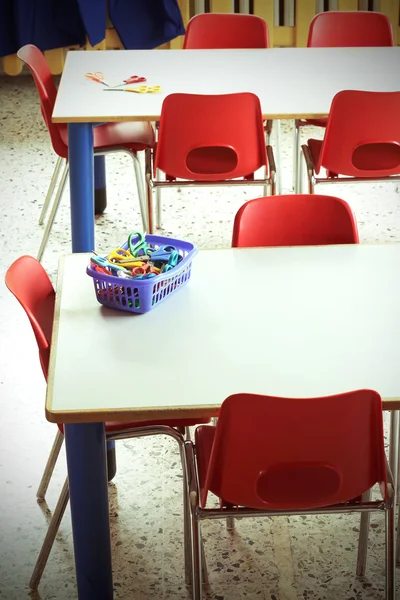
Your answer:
[183,13,269,49]
[317,90,400,178]
[197,390,386,510]
[155,93,267,181]
[5,256,55,380]
[17,45,68,159]
[307,11,394,47]
[232,194,359,247]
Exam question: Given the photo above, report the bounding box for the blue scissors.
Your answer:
[148,244,178,262]
[161,250,180,272]
[128,231,149,257]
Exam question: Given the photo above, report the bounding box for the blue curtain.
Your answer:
[0,0,184,58]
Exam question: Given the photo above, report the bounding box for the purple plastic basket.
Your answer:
[86,234,198,314]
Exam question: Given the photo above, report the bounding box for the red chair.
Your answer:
[301,90,400,193]
[183,12,269,49]
[146,92,276,233]
[5,255,210,590]
[232,194,359,248]
[17,45,155,261]
[293,11,394,192]
[185,391,395,600]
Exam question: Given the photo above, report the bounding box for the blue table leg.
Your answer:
[64,423,113,599]
[68,124,117,480]
[94,155,107,215]
[68,123,95,253]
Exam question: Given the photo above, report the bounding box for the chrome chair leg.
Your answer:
[275,120,281,195]
[155,169,162,230]
[385,501,396,600]
[190,505,202,600]
[39,157,64,225]
[37,163,69,262]
[265,119,273,146]
[145,149,154,234]
[200,535,209,585]
[29,478,70,590]
[37,430,64,501]
[356,488,371,576]
[181,445,192,586]
[131,152,148,232]
[226,516,235,531]
[293,120,300,193]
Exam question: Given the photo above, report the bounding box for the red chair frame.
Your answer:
[293,11,394,192]
[301,90,400,193]
[184,391,395,600]
[146,92,276,233]
[17,45,154,260]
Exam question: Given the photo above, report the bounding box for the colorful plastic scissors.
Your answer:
[85,71,110,87]
[104,85,161,94]
[128,232,149,257]
[162,250,180,272]
[147,244,178,262]
[108,248,150,268]
[111,75,147,88]
[131,264,160,279]
[90,255,130,275]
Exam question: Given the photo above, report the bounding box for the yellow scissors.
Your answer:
[85,71,110,87]
[104,85,161,94]
[108,248,150,269]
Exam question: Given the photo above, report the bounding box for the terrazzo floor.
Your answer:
[1,74,400,600]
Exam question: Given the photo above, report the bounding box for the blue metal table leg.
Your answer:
[94,155,107,215]
[68,124,117,480]
[68,123,95,253]
[64,423,113,600]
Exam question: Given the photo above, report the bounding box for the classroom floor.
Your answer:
[1,75,400,600]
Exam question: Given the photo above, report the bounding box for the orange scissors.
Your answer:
[104,85,161,94]
[85,71,110,87]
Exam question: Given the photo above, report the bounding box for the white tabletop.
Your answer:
[52,47,400,123]
[46,245,400,423]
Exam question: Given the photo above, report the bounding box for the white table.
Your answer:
[47,244,400,599]
[54,47,400,123]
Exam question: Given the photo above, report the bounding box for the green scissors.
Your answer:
[128,232,149,257]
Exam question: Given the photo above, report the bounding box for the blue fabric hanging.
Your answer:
[109,0,185,49]
[0,0,184,58]
[0,0,86,57]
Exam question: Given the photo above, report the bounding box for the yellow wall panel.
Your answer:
[44,49,65,74]
[210,0,233,12]
[381,0,399,45]
[274,26,295,47]
[2,55,23,76]
[295,0,316,48]
[338,0,358,9]
[253,0,275,46]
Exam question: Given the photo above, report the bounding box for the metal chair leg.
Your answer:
[145,149,154,234]
[275,120,282,195]
[37,430,64,501]
[39,157,64,225]
[131,152,148,232]
[155,170,162,230]
[226,516,235,531]
[293,120,300,193]
[385,502,395,600]
[37,163,69,262]
[29,478,70,590]
[190,505,202,600]
[356,489,371,576]
[200,535,209,585]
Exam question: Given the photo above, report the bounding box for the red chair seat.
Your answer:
[59,121,155,154]
[299,118,327,129]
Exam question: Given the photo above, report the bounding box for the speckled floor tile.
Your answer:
[1,74,400,600]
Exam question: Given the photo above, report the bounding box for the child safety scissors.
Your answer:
[131,264,160,279]
[104,85,161,94]
[85,71,111,87]
[108,248,150,268]
[110,76,147,88]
